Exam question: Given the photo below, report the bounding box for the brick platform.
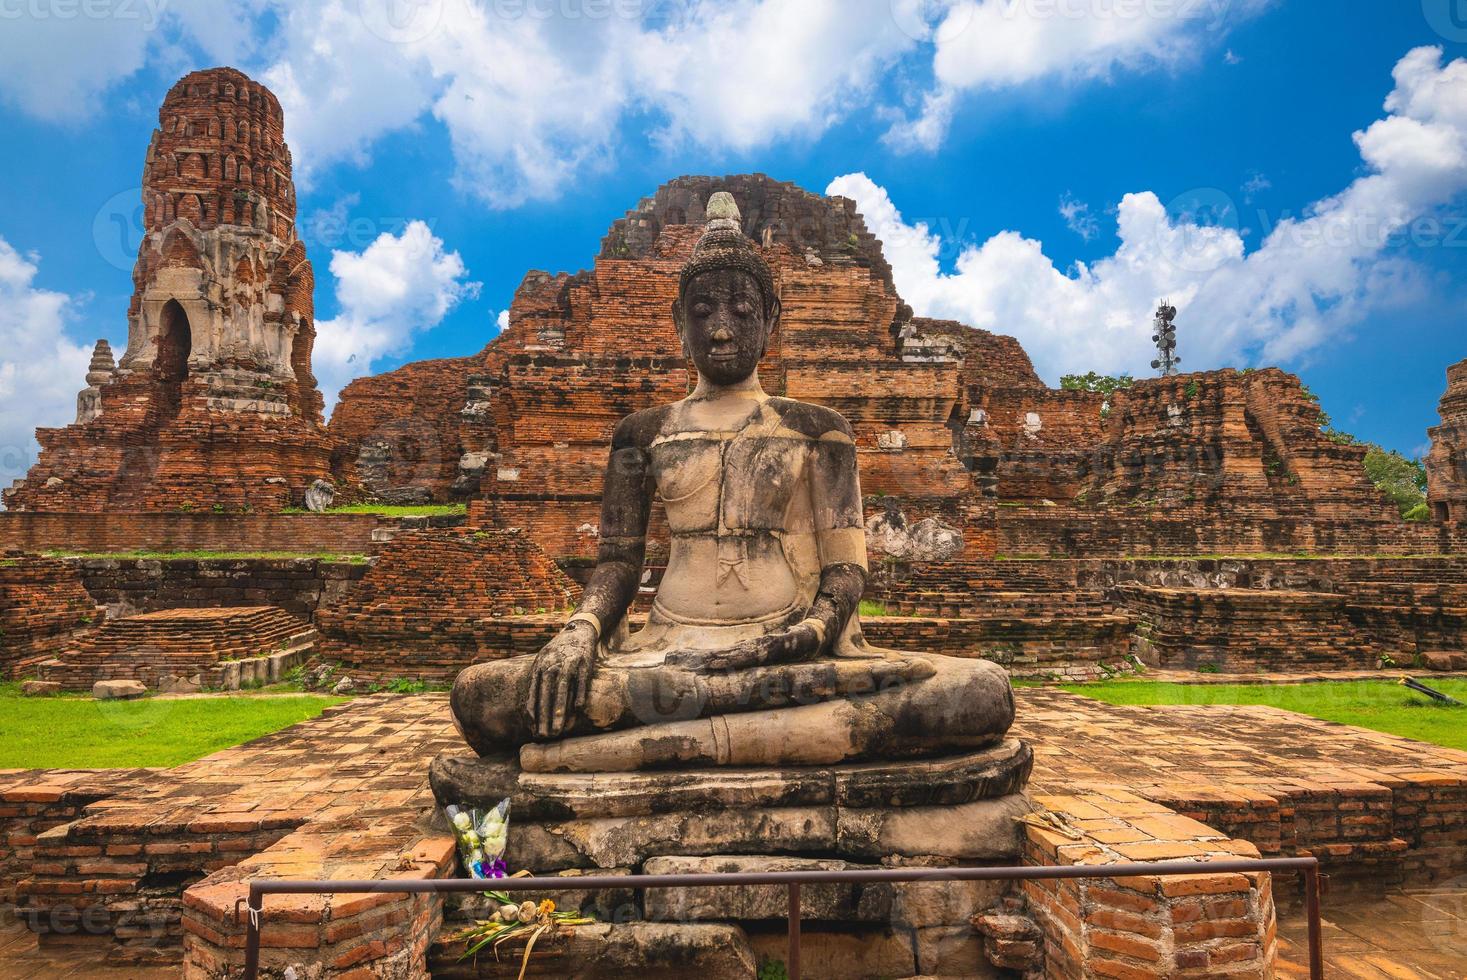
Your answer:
[1018,690,1467,882]
[3,687,1465,977]
[1020,789,1275,978]
[35,606,315,691]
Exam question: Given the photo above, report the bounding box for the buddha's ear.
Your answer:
[671,296,691,359]
[762,295,782,349]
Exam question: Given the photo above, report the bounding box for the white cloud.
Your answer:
[262,1,438,189]
[2,0,1265,205]
[1059,193,1099,240]
[0,0,256,119]
[1240,171,1271,203]
[635,0,914,153]
[830,46,1467,381]
[264,0,916,205]
[0,239,91,488]
[496,309,510,332]
[886,0,1274,150]
[314,221,480,411]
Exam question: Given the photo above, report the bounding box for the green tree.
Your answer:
[1362,446,1429,519]
[1062,373,1135,418]
[1060,372,1135,396]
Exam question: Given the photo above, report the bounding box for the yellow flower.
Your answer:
[538,899,556,917]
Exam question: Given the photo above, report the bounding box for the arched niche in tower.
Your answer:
[156,299,191,379]
[154,299,192,417]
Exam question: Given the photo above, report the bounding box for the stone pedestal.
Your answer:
[429,740,1032,977]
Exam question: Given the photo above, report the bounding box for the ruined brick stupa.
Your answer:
[1427,358,1467,523]
[4,67,335,512]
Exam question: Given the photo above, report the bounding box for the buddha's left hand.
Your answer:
[665,622,822,673]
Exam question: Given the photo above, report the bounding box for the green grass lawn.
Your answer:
[41,549,369,563]
[1061,679,1467,751]
[280,503,467,517]
[0,684,346,768]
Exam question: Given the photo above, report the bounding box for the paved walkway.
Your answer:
[1277,883,1467,979]
[0,914,173,979]
[3,689,1466,977]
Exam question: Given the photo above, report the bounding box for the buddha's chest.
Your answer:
[649,431,810,532]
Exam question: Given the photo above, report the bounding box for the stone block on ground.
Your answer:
[1421,651,1467,671]
[20,679,62,696]
[92,678,147,700]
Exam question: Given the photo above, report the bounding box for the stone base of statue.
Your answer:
[430,740,1032,978]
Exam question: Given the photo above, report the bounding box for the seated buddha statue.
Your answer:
[450,192,1016,775]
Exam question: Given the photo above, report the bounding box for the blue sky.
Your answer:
[1,0,1464,482]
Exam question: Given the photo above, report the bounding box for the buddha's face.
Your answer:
[674,268,775,387]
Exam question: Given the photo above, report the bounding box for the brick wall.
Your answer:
[316,528,580,679]
[69,555,366,620]
[0,512,392,555]
[997,510,1465,558]
[0,558,99,678]
[1023,789,1276,978]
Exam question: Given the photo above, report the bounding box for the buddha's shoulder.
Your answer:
[766,398,855,441]
[611,405,675,449]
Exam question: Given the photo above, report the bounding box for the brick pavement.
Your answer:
[2,687,1465,976]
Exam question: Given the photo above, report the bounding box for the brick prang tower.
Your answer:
[5,67,335,512]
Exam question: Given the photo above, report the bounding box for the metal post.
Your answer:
[242,884,262,980]
[787,881,801,980]
[236,856,1323,980]
[1304,866,1324,980]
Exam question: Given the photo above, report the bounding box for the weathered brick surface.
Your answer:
[0,769,154,906]
[0,559,100,678]
[0,512,422,555]
[9,695,461,969]
[1427,358,1467,522]
[36,605,314,690]
[4,68,335,513]
[1022,788,1275,979]
[1019,689,1467,882]
[329,355,480,502]
[315,528,579,680]
[69,556,367,621]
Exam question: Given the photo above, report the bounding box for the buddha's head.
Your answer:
[673,192,781,387]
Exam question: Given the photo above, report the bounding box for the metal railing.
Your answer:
[239,857,1324,980]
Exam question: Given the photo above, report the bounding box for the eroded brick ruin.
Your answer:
[4,67,334,513]
[1427,358,1467,522]
[2,69,1466,980]
[332,174,1449,566]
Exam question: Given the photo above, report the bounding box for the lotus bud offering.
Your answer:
[442,798,510,879]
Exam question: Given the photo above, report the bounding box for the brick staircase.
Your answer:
[36,606,314,690]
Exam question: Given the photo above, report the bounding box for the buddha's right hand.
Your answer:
[528,621,597,739]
